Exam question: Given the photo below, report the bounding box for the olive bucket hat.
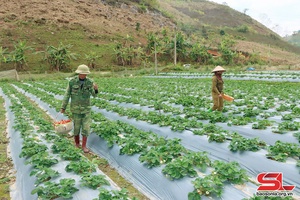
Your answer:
[75,64,90,74]
[212,66,226,73]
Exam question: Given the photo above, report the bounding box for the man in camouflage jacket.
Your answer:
[61,64,98,153]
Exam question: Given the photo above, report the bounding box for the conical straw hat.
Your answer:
[212,66,226,73]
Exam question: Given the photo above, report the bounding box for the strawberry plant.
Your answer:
[276,104,290,112]
[277,121,299,131]
[65,159,97,175]
[25,152,58,168]
[138,147,163,167]
[80,174,110,189]
[30,167,60,185]
[51,137,74,153]
[266,141,300,162]
[119,137,147,155]
[208,132,226,143]
[187,151,212,172]
[139,138,186,168]
[212,160,249,184]
[96,188,131,200]
[162,157,197,180]
[229,134,266,152]
[92,121,120,147]
[252,119,273,130]
[243,108,260,117]
[293,132,300,143]
[197,123,222,135]
[208,112,228,123]
[228,116,253,126]
[281,114,294,121]
[31,178,78,199]
[189,174,223,199]
[292,106,300,115]
[19,139,48,158]
[60,147,83,161]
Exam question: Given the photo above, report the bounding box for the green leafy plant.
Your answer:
[293,132,300,143]
[80,174,110,189]
[65,159,97,175]
[31,178,78,199]
[60,148,83,161]
[187,151,211,172]
[30,167,60,185]
[9,40,33,70]
[252,119,273,129]
[266,141,300,162]
[162,157,197,180]
[208,132,226,143]
[119,137,147,155]
[25,152,58,168]
[96,188,131,200]
[189,175,223,199]
[39,42,78,71]
[19,140,48,158]
[212,160,249,184]
[229,133,266,152]
[139,138,186,168]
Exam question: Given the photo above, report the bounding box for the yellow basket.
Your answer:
[54,119,73,134]
[222,94,234,102]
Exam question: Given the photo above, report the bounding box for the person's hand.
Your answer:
[93,83,98,90]
[218,94,222,98]
[60,108,65,113]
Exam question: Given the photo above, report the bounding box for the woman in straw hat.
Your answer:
[210,66,226,111]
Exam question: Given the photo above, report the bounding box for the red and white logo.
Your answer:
[257,172,295,191]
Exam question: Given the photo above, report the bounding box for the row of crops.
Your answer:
[1,76,300,200]
[154,71,300,82]
[1,85,135,199]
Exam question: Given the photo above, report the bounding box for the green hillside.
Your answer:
[0,0,300,73]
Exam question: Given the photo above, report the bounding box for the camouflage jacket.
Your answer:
[61,76,97,114]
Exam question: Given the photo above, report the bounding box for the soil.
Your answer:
[0,0,174,43]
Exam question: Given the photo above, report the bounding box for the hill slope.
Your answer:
[1,0,300,72]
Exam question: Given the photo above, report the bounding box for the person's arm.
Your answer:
[61,82,71,112]
[93,83,98,94]
[90,79,98,97]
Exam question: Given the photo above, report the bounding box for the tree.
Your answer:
[219,36,236,65]
[0,47,8,66]
[40,43,78,71]
[190,43,212,64]
[9,40,32,71]
[85,52,101,69]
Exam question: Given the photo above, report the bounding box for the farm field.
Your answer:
[1,74,300,200]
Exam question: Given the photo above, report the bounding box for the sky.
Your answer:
[209,0,300,37]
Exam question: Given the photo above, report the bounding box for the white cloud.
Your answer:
[209,0,300,36]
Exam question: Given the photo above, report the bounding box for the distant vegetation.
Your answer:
[0,29,269,73]
[285,31,300,47]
